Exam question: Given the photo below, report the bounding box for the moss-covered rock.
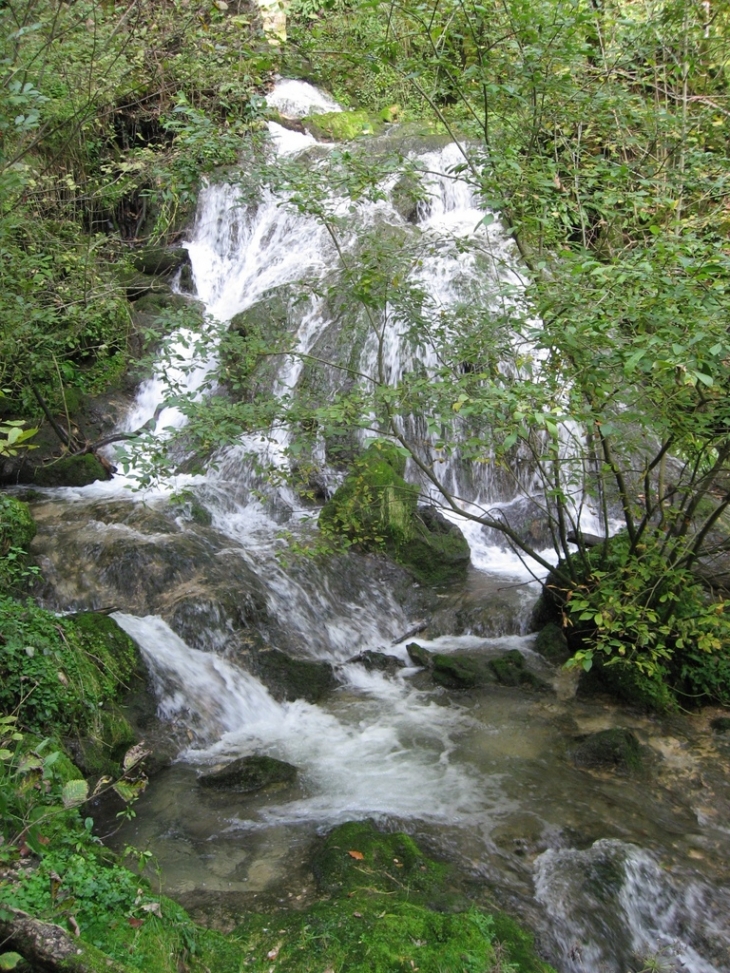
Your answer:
[320,446,470,585]
[572,728,643,773]
[391,172,423,223]
[397,505,471,585]
[31,453,110,488]
[130,246,190,277]
[253,647,337,703]
[197,754,297,792]
[348,649,405,672]
[432,652,495,690]
[302,110,385,141]
[534,621,571,664]
[489,649,547,689]
[319,442,418,543]
[406,641,433,668]
[711,716,730,733]
[0,601,141,748]
[429,649,546,691]
[312,821,450,901]
[116,265,172,301]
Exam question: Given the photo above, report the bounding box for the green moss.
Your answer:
[312,821,449,900]
[0,496,36,554]
[231,822,558,973]
[489,650,546,690]
[320,447,470,585]
[302,110,385,141]
[0,600,140,745]
[32,454,109,488]
[432,653,494,690]
[396,508,471,585]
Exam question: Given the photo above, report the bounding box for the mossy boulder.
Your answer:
[319,442,417,543]
[489,649,547,689]
[391,172,423,223]
[115,265,172,301]
[253,647,337,703]
[320,446,470,585]
[398,505,471,585]
[534,621,572,664]
[406,641,433,668]
[220,285,294,396]
[197,754,297,792]
[429,649,546,691]
[303,110,385,141]
[31,453,110,488]
[312,821,451,901]
[0,600,142,749]
[432,652,495,690]
[130,245,190,277]
[62,612,144,775]
[711,716,730,733]
[170,491,213,527]
[572,728,643,773]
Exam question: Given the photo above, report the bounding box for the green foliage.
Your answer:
[0,715,88,852]
[273,0,730,701]
[0,599,139,737]
[0,497,37,591]
[561,532,730,709]
[0,0,274,424]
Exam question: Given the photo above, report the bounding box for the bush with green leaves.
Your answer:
[552,532,730,710]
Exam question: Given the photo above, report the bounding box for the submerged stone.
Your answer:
[489,649,547,689]
[572,728,643,772]
[198,754,297,792]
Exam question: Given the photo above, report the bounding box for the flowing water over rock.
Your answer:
[26,81,730,972]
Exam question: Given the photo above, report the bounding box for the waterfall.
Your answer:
[29,79,730,973]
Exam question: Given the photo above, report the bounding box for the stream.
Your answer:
[26,81,730,973]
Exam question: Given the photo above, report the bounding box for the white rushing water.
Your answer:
[37,79,730,973]
[113,612,495,827]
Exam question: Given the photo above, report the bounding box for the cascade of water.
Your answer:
[113,613,496,826]
[534,839,728,973]
[31,80,730,973]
